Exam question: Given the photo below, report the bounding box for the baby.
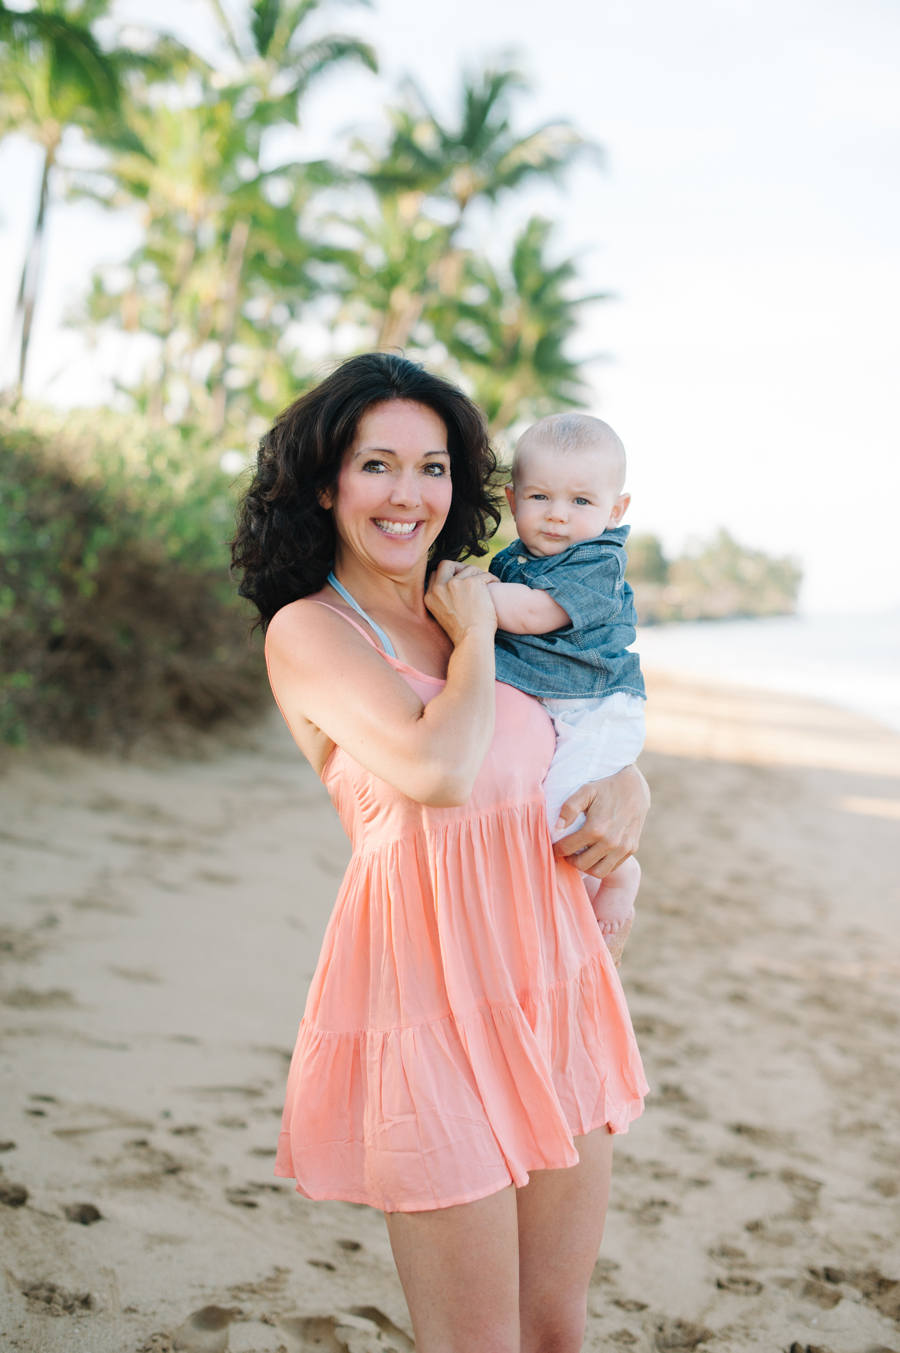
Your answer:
[484,413,646,941]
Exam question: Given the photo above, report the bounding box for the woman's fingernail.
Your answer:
[555,818,565,830]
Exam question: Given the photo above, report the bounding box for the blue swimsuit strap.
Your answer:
[327,571,397,659]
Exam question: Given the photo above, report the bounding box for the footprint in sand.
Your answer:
[346,1306,415,1350]
[812,1267,900,1321]
[715,1275,763,1295]
[779,1168,823,1220]
[800,1276,842,1309]
[655,1082,707,1120]
[280,1308,413,1353]
[728,1120,795,1150]
[789,1345,842,1353]
[20,1280,94,1314]
[653,1318,713,1350]
[225,1187,259,1208]
[169,1305,241,1353]
[63,1201,103,1224]
[0,1181,28,1207]
[1,986,76,1008]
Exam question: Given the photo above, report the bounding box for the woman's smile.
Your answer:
[373,518,423,537]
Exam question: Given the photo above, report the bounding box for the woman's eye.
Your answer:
[423,463,448,477]
[361,459,388,473]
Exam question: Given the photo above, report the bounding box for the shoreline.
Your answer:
[635,609,900,735]
[1,677,899,1351]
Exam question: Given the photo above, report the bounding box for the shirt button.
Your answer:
[517,556,528,563]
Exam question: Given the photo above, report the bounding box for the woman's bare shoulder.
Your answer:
[267,594,338,647]
[265,593,376,670]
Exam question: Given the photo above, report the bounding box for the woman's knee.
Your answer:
[520,1301,587,1353]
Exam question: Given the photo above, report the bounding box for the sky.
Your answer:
[1,0,898,614]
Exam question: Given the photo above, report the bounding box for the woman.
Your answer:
[232,353,649,1353]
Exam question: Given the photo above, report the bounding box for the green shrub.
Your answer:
[0,406,266,750]
[627,529,801,624]
[626,533,670,585]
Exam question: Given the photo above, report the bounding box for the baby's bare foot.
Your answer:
[596,905,635,936]
[604,912,633,968]
[586,855,641,936]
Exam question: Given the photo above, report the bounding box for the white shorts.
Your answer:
[540,692,646,842]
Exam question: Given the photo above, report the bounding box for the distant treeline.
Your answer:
[627,531,802,624]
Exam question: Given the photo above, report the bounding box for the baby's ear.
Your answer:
[608,492,631,526]
[504,483,517,514]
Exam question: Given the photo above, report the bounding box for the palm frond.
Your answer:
[251,0,280,57]
[0,2,123,111]
[285,34,377,101]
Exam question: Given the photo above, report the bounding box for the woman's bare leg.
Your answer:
[517,1127,614,1353]
[385,1184,520,1353]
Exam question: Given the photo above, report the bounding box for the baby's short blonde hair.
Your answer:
[512,413,626,491]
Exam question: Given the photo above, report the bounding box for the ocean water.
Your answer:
[633,610,900,734]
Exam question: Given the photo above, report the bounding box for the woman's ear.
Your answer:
[317,485,334,511]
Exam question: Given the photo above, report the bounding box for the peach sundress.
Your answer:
[272,603,647,1213]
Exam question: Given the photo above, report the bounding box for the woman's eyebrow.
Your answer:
[352,446,449,458]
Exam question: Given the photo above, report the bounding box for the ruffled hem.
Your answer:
[274,947,648,1213]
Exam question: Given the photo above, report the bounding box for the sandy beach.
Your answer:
[1,670,899,1353]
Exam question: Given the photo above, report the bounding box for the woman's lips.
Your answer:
[373,518,422,537]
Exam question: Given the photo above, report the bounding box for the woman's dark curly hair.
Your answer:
[231,352,502,629]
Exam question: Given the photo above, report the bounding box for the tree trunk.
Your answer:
[148,233,197,427]
[210,217,250,435]
[488,377,529,439]
[377,285,427,352]
[13,140,56,401]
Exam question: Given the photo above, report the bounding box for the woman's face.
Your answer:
[326,400,452,578]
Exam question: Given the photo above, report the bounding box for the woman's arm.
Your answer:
[484,579,571,635]
[265,562,498,807]
[552,764,650,877]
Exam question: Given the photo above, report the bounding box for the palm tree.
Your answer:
[439,216,606,437]
[84,0,375,435]
[0,0,139,398]
[348,62,593,351]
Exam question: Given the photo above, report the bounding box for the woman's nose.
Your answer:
[390,473,421,507]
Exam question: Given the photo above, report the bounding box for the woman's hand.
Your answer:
[425,559,498,647]
[552,764,650,878]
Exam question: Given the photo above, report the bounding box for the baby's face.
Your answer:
[506,444,630,556]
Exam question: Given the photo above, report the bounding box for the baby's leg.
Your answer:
[581,855,641,935]
[541,695,646,954]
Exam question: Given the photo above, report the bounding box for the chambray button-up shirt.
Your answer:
[488,526,646,701]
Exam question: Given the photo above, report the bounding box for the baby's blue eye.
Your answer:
[573,497,591,506]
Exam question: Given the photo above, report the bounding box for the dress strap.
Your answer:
[326,571,397,658]
[309,600,383,651]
